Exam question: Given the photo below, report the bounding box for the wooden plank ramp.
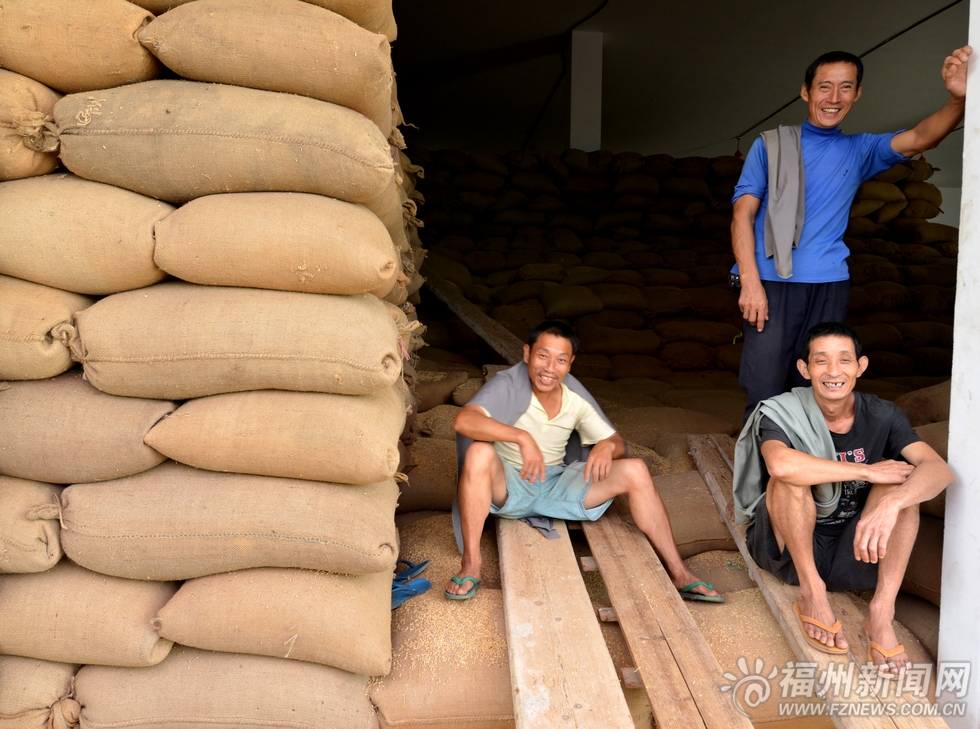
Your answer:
[582,497,754,729]
[687,434,948,729]
[496,518,634,728]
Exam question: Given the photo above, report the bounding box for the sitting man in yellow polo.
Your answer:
[445,319,722,603]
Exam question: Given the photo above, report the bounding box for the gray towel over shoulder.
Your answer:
[761,124,806,279]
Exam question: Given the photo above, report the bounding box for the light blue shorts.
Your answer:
[490,460,614,522]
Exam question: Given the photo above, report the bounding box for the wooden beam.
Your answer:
[687,434,948,729]
[423,272,525,364]
[497,518,634,728]
[583,496,754,729]
[579,556,598,572]
[597,607,618,623]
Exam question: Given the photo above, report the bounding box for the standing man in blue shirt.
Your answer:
[732,46,971,420]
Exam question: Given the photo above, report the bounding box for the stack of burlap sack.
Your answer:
[413,146,957,384]
[0,1,429,727]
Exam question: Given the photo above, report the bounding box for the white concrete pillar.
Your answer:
[939,7,980,726]
[569,30,602,152]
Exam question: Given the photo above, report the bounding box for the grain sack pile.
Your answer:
[410,146,957,394]
[0,0,416,725]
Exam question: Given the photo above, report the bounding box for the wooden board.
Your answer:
[424,272,525,364]
[687,434,948,729]
[496,518,634,728]
[583,496,754,729]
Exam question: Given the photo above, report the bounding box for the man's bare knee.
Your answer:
[463,442,498,472]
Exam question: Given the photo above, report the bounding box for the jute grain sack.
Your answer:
[74,645,380,729]
[657,341,717,371]
[156,568,392,676]
[653,471,736,558]
[0,560,176,666]
[654,321,741,347]
[153,192,396,295]
[397,438,457,513]
[577,321,662,356]
[540,285,603,318]
[140,0,393,135]
[54,81,394,205]
[0,175,170,295]
[0,0,162,94]
[371,588,513,729]
[415,370,469,413]
[0,275,93,381]
[0,656,78,729]
[144,387,405,484]
[72,283,401,399]
[895,379,950,426]
[902,514,942,607]
[609,407,737,449]
[0,70,61,181]
[61,462,399,580]
[0,371,172,484]
[0,478,62,574]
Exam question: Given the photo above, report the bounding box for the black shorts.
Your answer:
[745,496,879,591]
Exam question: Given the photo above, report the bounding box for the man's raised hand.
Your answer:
[584,439,616,483]
[863,459,915,484]
[943,45,972,99]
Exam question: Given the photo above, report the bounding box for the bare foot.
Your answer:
[673,570,721,598]
[864,610,908,676]
[445,558,482,597]
[797,594,848,651]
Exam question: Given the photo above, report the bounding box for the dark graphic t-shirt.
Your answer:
[759,392,922,530]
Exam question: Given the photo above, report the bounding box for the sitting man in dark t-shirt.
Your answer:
[735,321,952,677]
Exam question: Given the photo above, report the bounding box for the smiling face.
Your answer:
[801,61,862,129]
[797,334,868,405]
[523,333,574,396]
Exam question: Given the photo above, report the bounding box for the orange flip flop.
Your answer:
[794,601,848,655]
[869,640,907,679]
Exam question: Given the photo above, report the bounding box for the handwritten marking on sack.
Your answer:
[284,634,298,658]
[75,98,106,127]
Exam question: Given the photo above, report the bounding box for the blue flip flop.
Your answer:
[394,559,430,584]
[392,577,431,609]
[679,581,725,603]
[444,576,481,600]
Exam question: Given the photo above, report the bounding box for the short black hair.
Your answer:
[528,320,579,355]
[799,321,863,362]
[804,51,863,90]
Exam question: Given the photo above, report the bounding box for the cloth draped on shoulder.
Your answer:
[761,124,806,279]
[732,386,841,524]
[451,362,617,553]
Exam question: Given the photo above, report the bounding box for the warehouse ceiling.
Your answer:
[392,0,968,187]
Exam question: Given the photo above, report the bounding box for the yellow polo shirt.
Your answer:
[479,383,617,468]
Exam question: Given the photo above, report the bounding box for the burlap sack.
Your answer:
[540,285,604,318]
[144,387,405,484]
[0,276,93,381]
[416,370,469,413]
[609,407,737,449]
[653,471,736,557]
[0,371,172,484]
[569,353,613,380]
[413,404,462,440]
[0,560,176,666]
[0,478,62,574]
[140,0,392,135]
[72,283,401,399]
[578,321,662,356]
[61,461,398,580]
[0,656,78,729]
[397,438,457,513]
[156,568,392,675]
[0,0,162,94]
[915,419,947,519]
[0,175,170,295]
[0,69,61,181]
[153,192,396,295]
[654,321,741,347]
[895,379,950,426]
[74,645,379,729]
[894,593,939,661]
[657,341,717,371]
[683,550,756,593]
[902,514,942,607]
[54,81,393,205]
[608,354,671,379]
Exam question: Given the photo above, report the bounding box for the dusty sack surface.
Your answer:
[157,567,392,676]
[153,192,397,295]
[73,644,380,729]
[0,174,171,294]
[54,80,394,205]
[139,0,393,134]
[0,69,61,181]
[144,387,405,484]
[73,283,401,399]
[0,559,176,667]
[0,655,78,728]
[0,275,93,381]
[0,371,172,484]
[0,477,63,574]
[0,0,162,94]
[61,462,399,580]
